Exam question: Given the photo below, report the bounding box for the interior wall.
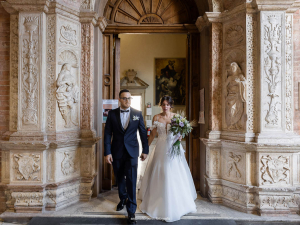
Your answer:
[119,34,187,117]
[199,27,210,197]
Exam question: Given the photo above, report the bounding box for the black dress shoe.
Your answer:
[127,213,137,224]
[116,198,127,211]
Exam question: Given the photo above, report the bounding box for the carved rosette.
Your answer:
[260,12,284,129]
[12,192,44,207]
[209,23,223,131]
[81,23,94,133]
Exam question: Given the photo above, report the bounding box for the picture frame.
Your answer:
[154,58,186,106]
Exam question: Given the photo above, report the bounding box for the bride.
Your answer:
[138,96,197,222]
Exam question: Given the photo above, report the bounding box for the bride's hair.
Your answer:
[159,96,174,109]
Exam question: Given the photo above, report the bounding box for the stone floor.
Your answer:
[2,189,300,224]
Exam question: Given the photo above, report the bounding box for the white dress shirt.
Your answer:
[120,107,130,130]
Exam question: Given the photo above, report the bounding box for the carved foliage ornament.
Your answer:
[61,151,78,176]
[263,14,283,127]
[260,155,289,185]
[13,154,41,181]
[22,16,39,125]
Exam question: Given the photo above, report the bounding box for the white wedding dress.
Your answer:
[138,121,197,222]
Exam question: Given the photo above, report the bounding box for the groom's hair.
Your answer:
[119,89,130,97]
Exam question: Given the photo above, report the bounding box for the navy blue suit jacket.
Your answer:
[104,107,149,160]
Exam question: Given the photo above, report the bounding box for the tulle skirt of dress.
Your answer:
[137,137,197,222]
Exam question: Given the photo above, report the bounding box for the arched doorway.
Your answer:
[94,0,209,196]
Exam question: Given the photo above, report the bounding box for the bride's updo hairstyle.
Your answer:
[159,96,174,109]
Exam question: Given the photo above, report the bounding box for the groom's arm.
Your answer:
[104,110,113,156]
[138,111,149,155]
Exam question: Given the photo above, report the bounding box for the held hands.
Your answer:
[179,135,182,141]
[105,154,113,164]
[140,153,148,161]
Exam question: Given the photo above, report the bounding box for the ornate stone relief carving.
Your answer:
[56,63,79,128]
[22,16,39,125]
[13,154,41,181]
[225,62,247,130]
[246,13,257,133]
[61,151,78,176]
[81,23,94,131]
[59,25,77,46]
[260,155,290,185]
[47,15,56,130]
[80,0,95,10]
[10,15,19,131]
[208,184,222,197]
[12,192,44,206]
[225,25,244,47]
[260,196,290,209]
[262,13,283,128]
[81,148,91,174]
[211,150,220,176]
[227,152,242,178]
[285,14,293,132]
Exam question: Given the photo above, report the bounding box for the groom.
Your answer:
[104,89,149,224]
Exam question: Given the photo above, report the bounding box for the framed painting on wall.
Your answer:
[155,58,186,105]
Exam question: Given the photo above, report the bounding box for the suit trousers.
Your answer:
[112,148,138,215]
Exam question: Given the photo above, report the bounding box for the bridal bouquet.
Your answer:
[168,113,196,159]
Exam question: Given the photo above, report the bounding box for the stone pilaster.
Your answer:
[200,0,300,216]
[0,0,100,213]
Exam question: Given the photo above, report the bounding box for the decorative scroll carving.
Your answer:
[59,25,77,46]
[10,15,19,131]
[285,14,293,132]
[225,62,246,130]
[260,155,289,185]
[227,152,242,178]
[211,150,219,176]
[56,63,79,128]
[246,13,257,133]
[225,25,244,46]
[262,13,283,127]
[13,154,41,181]
[22,16,39,125]
[47,15,56,130]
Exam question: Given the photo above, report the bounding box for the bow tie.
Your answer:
[121,110,129,113]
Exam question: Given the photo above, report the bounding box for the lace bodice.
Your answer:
[150,121,171,140]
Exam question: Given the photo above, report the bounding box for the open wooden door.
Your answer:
[186,33,201,190]
[102,34,121,190]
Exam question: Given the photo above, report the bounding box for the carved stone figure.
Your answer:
[56,63,79,128]
[225,62,246,130]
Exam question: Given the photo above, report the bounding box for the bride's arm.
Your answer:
[148,115,158,146]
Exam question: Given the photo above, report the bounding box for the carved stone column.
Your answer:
[199,0,300,216]
[0,0,99,213]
